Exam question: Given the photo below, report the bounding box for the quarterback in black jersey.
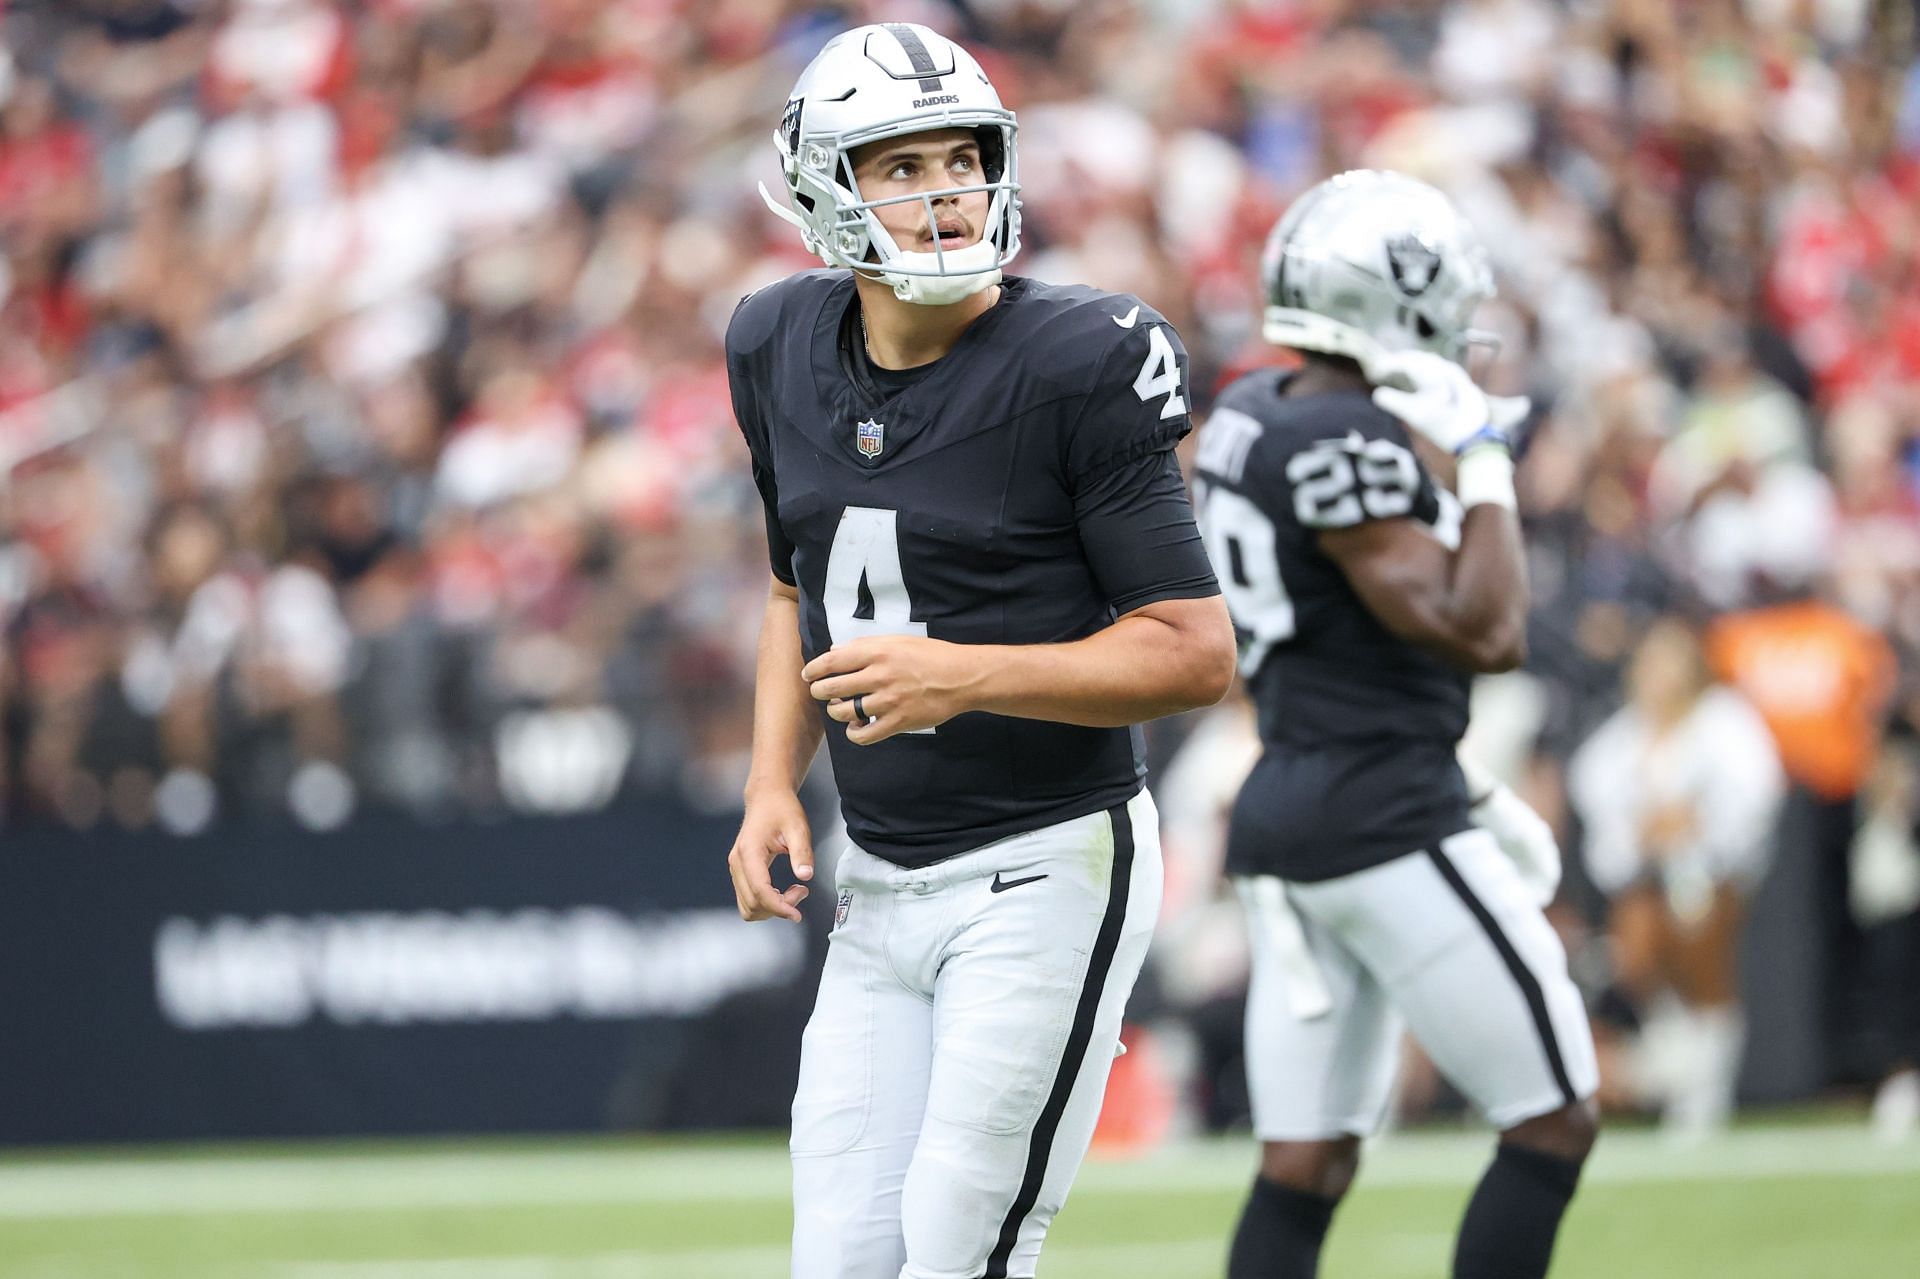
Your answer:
[1194,172,1598,1279]
[724,23,1232,1279]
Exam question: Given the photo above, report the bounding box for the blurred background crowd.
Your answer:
[3,0,1919,1129]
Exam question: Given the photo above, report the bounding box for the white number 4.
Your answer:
[824,507,926,645]
[823,507,932,735]
[1132,325,1187,420]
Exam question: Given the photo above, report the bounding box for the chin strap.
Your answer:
[884,244,1001,305]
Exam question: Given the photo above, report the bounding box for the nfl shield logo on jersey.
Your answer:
[834,887,853,929]
[856,418,885,458]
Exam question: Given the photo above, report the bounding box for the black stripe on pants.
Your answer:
[1428,846,1578,1107]
[982,801,1135,1277]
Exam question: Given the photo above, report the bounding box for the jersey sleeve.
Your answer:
[1057,306,1216,611]
[1261,399,1442,533]
[726,291,798,587]
[1062,305,1194,483]
[1075,446,1220,615]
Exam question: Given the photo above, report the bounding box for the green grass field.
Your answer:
[1,1121,1915,1277]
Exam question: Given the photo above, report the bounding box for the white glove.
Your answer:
[1370,350,1526,457]
[1461,755,1561,907]
[1486,390,1533,440]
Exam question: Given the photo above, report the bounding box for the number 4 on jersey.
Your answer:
[1132,325,1187,420]
[825,507,926,645]
[823,506,933,735]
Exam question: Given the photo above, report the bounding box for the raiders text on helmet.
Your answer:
[1261,171,1495,377]
[760,23,1021,306]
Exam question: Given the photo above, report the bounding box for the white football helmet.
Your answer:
[760,23,1021,306]
[1261,170,1496,379]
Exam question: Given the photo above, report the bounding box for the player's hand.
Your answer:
[1487,389,1533,439]
[1371,350,1525,457]
[727,787,814,922]
[801,636,972,745]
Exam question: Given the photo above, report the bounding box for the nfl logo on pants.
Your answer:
[856,418,885,458]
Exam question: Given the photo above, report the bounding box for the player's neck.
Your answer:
[1287,357,1371,398]
[854,276,1001,370]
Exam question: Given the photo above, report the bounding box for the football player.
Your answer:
[724,24,1236,1279]
[1193,171,1599,1279]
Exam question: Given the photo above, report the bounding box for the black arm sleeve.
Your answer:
[1075,447,1220,615]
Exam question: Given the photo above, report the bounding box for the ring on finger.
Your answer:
[852,693,872,726]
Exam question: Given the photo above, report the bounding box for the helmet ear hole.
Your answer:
[1413,313,1437,340]
[973,125,1006,182]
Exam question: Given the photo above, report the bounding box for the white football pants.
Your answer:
[791,790,1163,1279]
[1239,826,1598,1139]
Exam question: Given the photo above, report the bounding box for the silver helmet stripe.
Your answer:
[882,23,945,92]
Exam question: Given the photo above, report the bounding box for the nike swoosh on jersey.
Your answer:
[1112,305,1140,329]
[989,872,1049,893]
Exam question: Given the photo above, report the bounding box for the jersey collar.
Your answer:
[808,274,1022,468]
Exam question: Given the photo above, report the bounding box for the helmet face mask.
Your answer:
[1260,170,1496,381]
[761,24,1022,305]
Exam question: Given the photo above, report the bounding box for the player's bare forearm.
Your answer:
[746,577,825,798]
[1439,503,1530,670]
[801,594,1235,742]
[728,576,821,924]
[1321,508,1528,674]
[966,595,1236,725]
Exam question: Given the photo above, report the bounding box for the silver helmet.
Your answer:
[759,23,1020,306]
[1261,170,1495,376]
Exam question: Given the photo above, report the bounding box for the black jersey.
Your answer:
[1193,369,1473,881]
[728,271,1219,868]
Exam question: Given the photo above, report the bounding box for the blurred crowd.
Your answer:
[4,0,1920,1111]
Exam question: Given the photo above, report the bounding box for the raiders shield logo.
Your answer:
[834,888,853,929]
[856,418,885,458]
[1386,233,1442,297]
[780,97,804,159]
